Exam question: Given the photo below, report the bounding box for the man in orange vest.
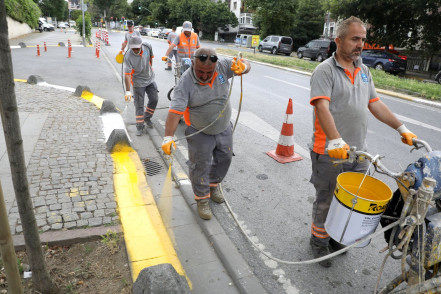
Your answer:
[163,21,200,69]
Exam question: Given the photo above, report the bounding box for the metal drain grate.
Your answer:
[142,158,164,176]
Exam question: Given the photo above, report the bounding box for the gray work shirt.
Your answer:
[170,57,234,135]
[167,31,178,50]
[309,53,379,154]
[124,30,141,43]
[124,42,155,88]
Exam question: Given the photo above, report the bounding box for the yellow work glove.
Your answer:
[397,125,417,146]
[124,91,132,102]
[162,56,168,62]
[162,136,176,155]
[231,57,247,75]
[327,138,350,159]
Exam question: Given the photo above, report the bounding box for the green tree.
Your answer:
[166,0,237,35]
[291,0,325,49]
[246,0,298,38]
[329,0,441,53]
[37,0,66,20]
[93,0,131,25]
[76,12,92,37]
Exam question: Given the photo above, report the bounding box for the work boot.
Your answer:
[210,185,225,203]
[136,128,143,136]
[196,200,212,220]
[310,239,332,268]
[329,238,347,254]
[144,117,153,128]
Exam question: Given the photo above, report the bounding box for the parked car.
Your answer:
[38,18,54,31]
[150,28,160,38]
[140,27,151,36]
[159,28,172,39]
[57,22,67,29]
[435,70,441,84]
[361,50,407,75]
[297,39,336,62]
[258,36,293,55]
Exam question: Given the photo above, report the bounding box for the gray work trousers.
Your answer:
[133,82,158,130]
[167,50,179,67]
[185,124,233,199]
[310,150,370,246]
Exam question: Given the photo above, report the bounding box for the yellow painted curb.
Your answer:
[14,79,27,83]
[111,145,190,287]
[81,90,104,109]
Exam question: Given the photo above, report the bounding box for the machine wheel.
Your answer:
[258,45,262,52]
[317,54,324,62]
[271,47,278,55]
[43,27,47,31]
[167,87,174,101]
[297,52,303,59]
[375,63,384,71]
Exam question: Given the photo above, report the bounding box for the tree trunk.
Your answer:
[0,181,23,294]
[0,3,59,293]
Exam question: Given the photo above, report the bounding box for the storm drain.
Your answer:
[142,158,164,176]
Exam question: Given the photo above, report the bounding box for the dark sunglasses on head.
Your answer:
[194,54,218,62]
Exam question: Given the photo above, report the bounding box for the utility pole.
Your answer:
[81,0,86,47]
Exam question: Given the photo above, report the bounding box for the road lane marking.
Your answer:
[395,114,441,132]
[232,109,311,159]
[264,76,310,91]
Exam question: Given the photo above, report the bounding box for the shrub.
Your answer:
[76,13,92,38]
[5,0,41,28]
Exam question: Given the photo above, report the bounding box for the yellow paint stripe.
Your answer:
[111,144,189,286]
[14,79,27,83]
[81,90,104,109]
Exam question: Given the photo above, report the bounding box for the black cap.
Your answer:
[127,20,134,26]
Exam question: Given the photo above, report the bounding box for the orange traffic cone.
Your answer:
[266,98,302,163]
[37,44,40,56]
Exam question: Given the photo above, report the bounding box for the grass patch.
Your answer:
[217,48,441,101]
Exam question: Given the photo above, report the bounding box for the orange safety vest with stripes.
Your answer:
[177,32,199,58]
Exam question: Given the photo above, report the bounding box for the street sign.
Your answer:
[82,4,87,11]
[251,35,260,47]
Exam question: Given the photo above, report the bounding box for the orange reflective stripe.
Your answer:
[195,194,210,200]
[369,97,380,103]
[198,72,218,89]
[169,109,184,115]
[312,108,326,154]
[312,223,327,232]
[311,229,330,239]
[310,95,330,106]
[145,107,154,114]
[184,107,190,126]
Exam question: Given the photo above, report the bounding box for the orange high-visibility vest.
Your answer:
[177,32,198,58]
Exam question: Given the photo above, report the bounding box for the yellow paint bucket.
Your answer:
[324,172,392,247]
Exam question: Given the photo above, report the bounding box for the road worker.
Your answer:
[308,16,417,267]
[161,47,251,220]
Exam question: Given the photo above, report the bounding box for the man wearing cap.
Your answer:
[164,21,200,63]
[161,47,251,220]
[121,20,141,52]
[124,35,158,136]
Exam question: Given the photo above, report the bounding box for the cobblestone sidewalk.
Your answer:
[6,82,118,234]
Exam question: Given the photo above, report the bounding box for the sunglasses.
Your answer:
[194,54,218,62]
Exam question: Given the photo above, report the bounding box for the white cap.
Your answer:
[182,21,192,32]
[129,35,142,49]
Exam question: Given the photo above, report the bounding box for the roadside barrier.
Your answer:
[266,98,302,163]
[105,30,110,46]
[36,44,40,56]
[68,39,72,58]
[96,41,100,58]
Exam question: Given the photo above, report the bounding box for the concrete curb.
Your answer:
[146,126,269,294]
[13,78,190,292]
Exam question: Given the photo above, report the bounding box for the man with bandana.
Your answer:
[161,47,250,220]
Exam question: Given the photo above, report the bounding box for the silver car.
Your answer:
[258,35,293,56]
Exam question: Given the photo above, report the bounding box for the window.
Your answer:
[271,36,279,42]
[233,1,237,10]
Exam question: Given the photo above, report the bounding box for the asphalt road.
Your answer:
[10,29,441,294]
